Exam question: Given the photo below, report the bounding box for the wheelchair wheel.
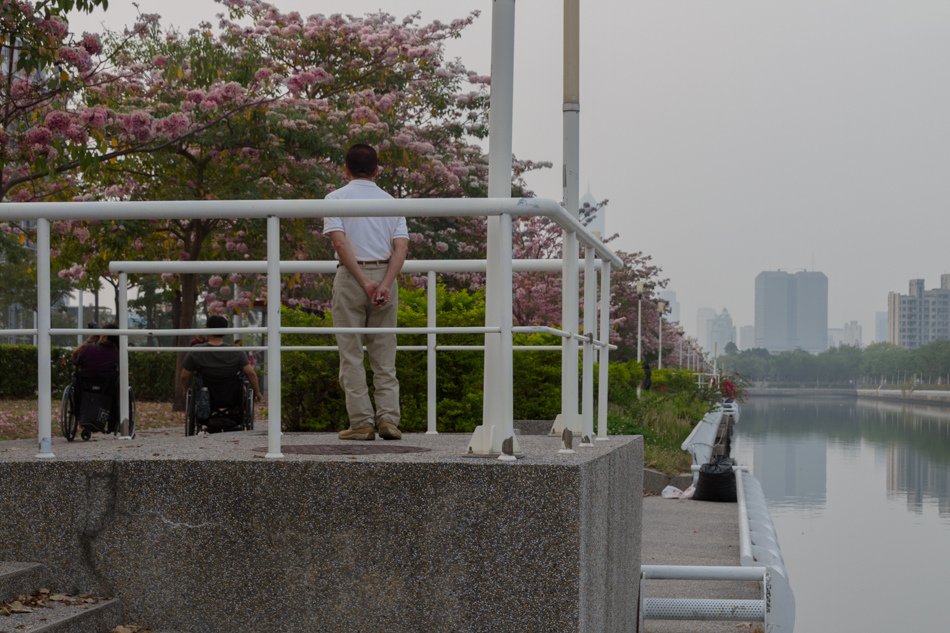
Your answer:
[244,385,255,431]
[127,386,137,439]
[60,384,77,442]
[185,387,197,436]
[81,428,92,441]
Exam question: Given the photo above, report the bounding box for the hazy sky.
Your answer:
[72,1,950,343]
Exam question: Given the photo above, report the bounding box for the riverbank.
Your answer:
[746,386,950,408]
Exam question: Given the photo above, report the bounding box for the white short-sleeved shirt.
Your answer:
[323,179,409,261]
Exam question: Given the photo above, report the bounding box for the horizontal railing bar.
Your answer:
[641,565,766,581]
[121,345,566,353]
[281,326,499,335]
[50,327,267,337]
[108,259,602,275]
[2,329,38,336]
[642,598,765,622]
[5,197,621,266]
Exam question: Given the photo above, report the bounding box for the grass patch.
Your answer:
[608,390,714,476]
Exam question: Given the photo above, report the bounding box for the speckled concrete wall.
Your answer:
[0,432,642,632]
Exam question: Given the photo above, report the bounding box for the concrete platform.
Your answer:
[641,497,762,633]
[0,430,642,633]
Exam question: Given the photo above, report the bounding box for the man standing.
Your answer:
[324,144,409,440]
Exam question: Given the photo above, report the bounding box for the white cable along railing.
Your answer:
[4,196,621,460]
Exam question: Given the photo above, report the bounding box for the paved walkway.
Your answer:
[641,496,762,633]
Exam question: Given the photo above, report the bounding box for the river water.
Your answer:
[732,397,950,632]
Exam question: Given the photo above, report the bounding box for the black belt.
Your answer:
[338,260,389,267]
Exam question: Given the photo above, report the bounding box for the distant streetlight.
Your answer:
[636,281,645,363]
[657,300,667,369]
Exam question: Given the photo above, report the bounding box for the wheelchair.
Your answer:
[60,370,136,442]
[184,371,254,435]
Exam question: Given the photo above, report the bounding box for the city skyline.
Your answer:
[69,1,950,343]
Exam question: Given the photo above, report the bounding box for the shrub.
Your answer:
[0,344,178,400]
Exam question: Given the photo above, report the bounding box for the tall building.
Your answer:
[874,311,888,344]
[828,320,862,348]
[696,307,716,351]
[739,325,755,350]
[708,309,736,357]
[887,275,950,349]
[658,290,680,324]
[795,271,829,352]
[754,270,828,353]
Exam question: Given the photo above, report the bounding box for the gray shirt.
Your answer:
[183,343,250,379]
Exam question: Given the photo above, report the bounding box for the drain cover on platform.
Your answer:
[252,444,431,455]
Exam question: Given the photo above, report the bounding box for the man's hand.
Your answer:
[372,285,391,307]
[254,390,264,403]
[362,279,379,301]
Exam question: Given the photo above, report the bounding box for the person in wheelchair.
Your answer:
[63,323,132,441]
[180,315,263,434]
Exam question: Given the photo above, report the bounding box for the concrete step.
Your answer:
[0,593,121,633]
[0,562,48,604]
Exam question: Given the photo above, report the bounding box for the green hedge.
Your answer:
[0,344,177,400]
[3,287,695,428]
[279,287,564,432]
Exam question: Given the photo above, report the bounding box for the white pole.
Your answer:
[426,270,438,434]
[468,0,516,456]
[658,314,664,370]
[77,287,84,346]
[561,0,581,435]
[637,297,642,363]
[581,242,595,445]
[500,212,514,444]
[36,218,54,458]
[597,261,611,441]
[265,215,283,459]
[118,271,131,436]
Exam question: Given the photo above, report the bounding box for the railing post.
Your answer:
[265,215,283,459]
[36,218,54,458]
[426,270,437,434]
[557,0,582,437]
[468,0,518,456]
[597,261,611,441]
[118,271,131,436]
[580,242,595,445]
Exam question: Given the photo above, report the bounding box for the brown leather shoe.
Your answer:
[338,425,375,441]
[377,418,402,440]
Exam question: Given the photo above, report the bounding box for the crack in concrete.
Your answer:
[78,461,119,596]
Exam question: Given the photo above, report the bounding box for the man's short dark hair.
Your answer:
[207,315,229,329]
[345,144,378,178]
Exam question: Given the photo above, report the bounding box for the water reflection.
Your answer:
[734,397,950,632]
[737,397,950,516]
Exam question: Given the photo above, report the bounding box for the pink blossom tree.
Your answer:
[48,1,547,406]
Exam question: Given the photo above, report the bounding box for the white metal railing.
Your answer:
[105,258,616,437]
[3,197,619,459]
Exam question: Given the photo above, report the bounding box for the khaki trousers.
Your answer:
[331,264,400,429]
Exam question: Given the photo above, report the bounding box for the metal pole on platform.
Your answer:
[560,0,581,436]
[468,0,517,456]
[36,218,54,458]
[118,272,131,436]
[265,216,283,459]
[581,242,595,445]
[77,288,84,346]
[636,281,644,364]
[597,261,611,441]
[427,270,437,434]
[657,300,666,369]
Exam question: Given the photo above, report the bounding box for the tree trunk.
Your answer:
[172,272,198,411]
